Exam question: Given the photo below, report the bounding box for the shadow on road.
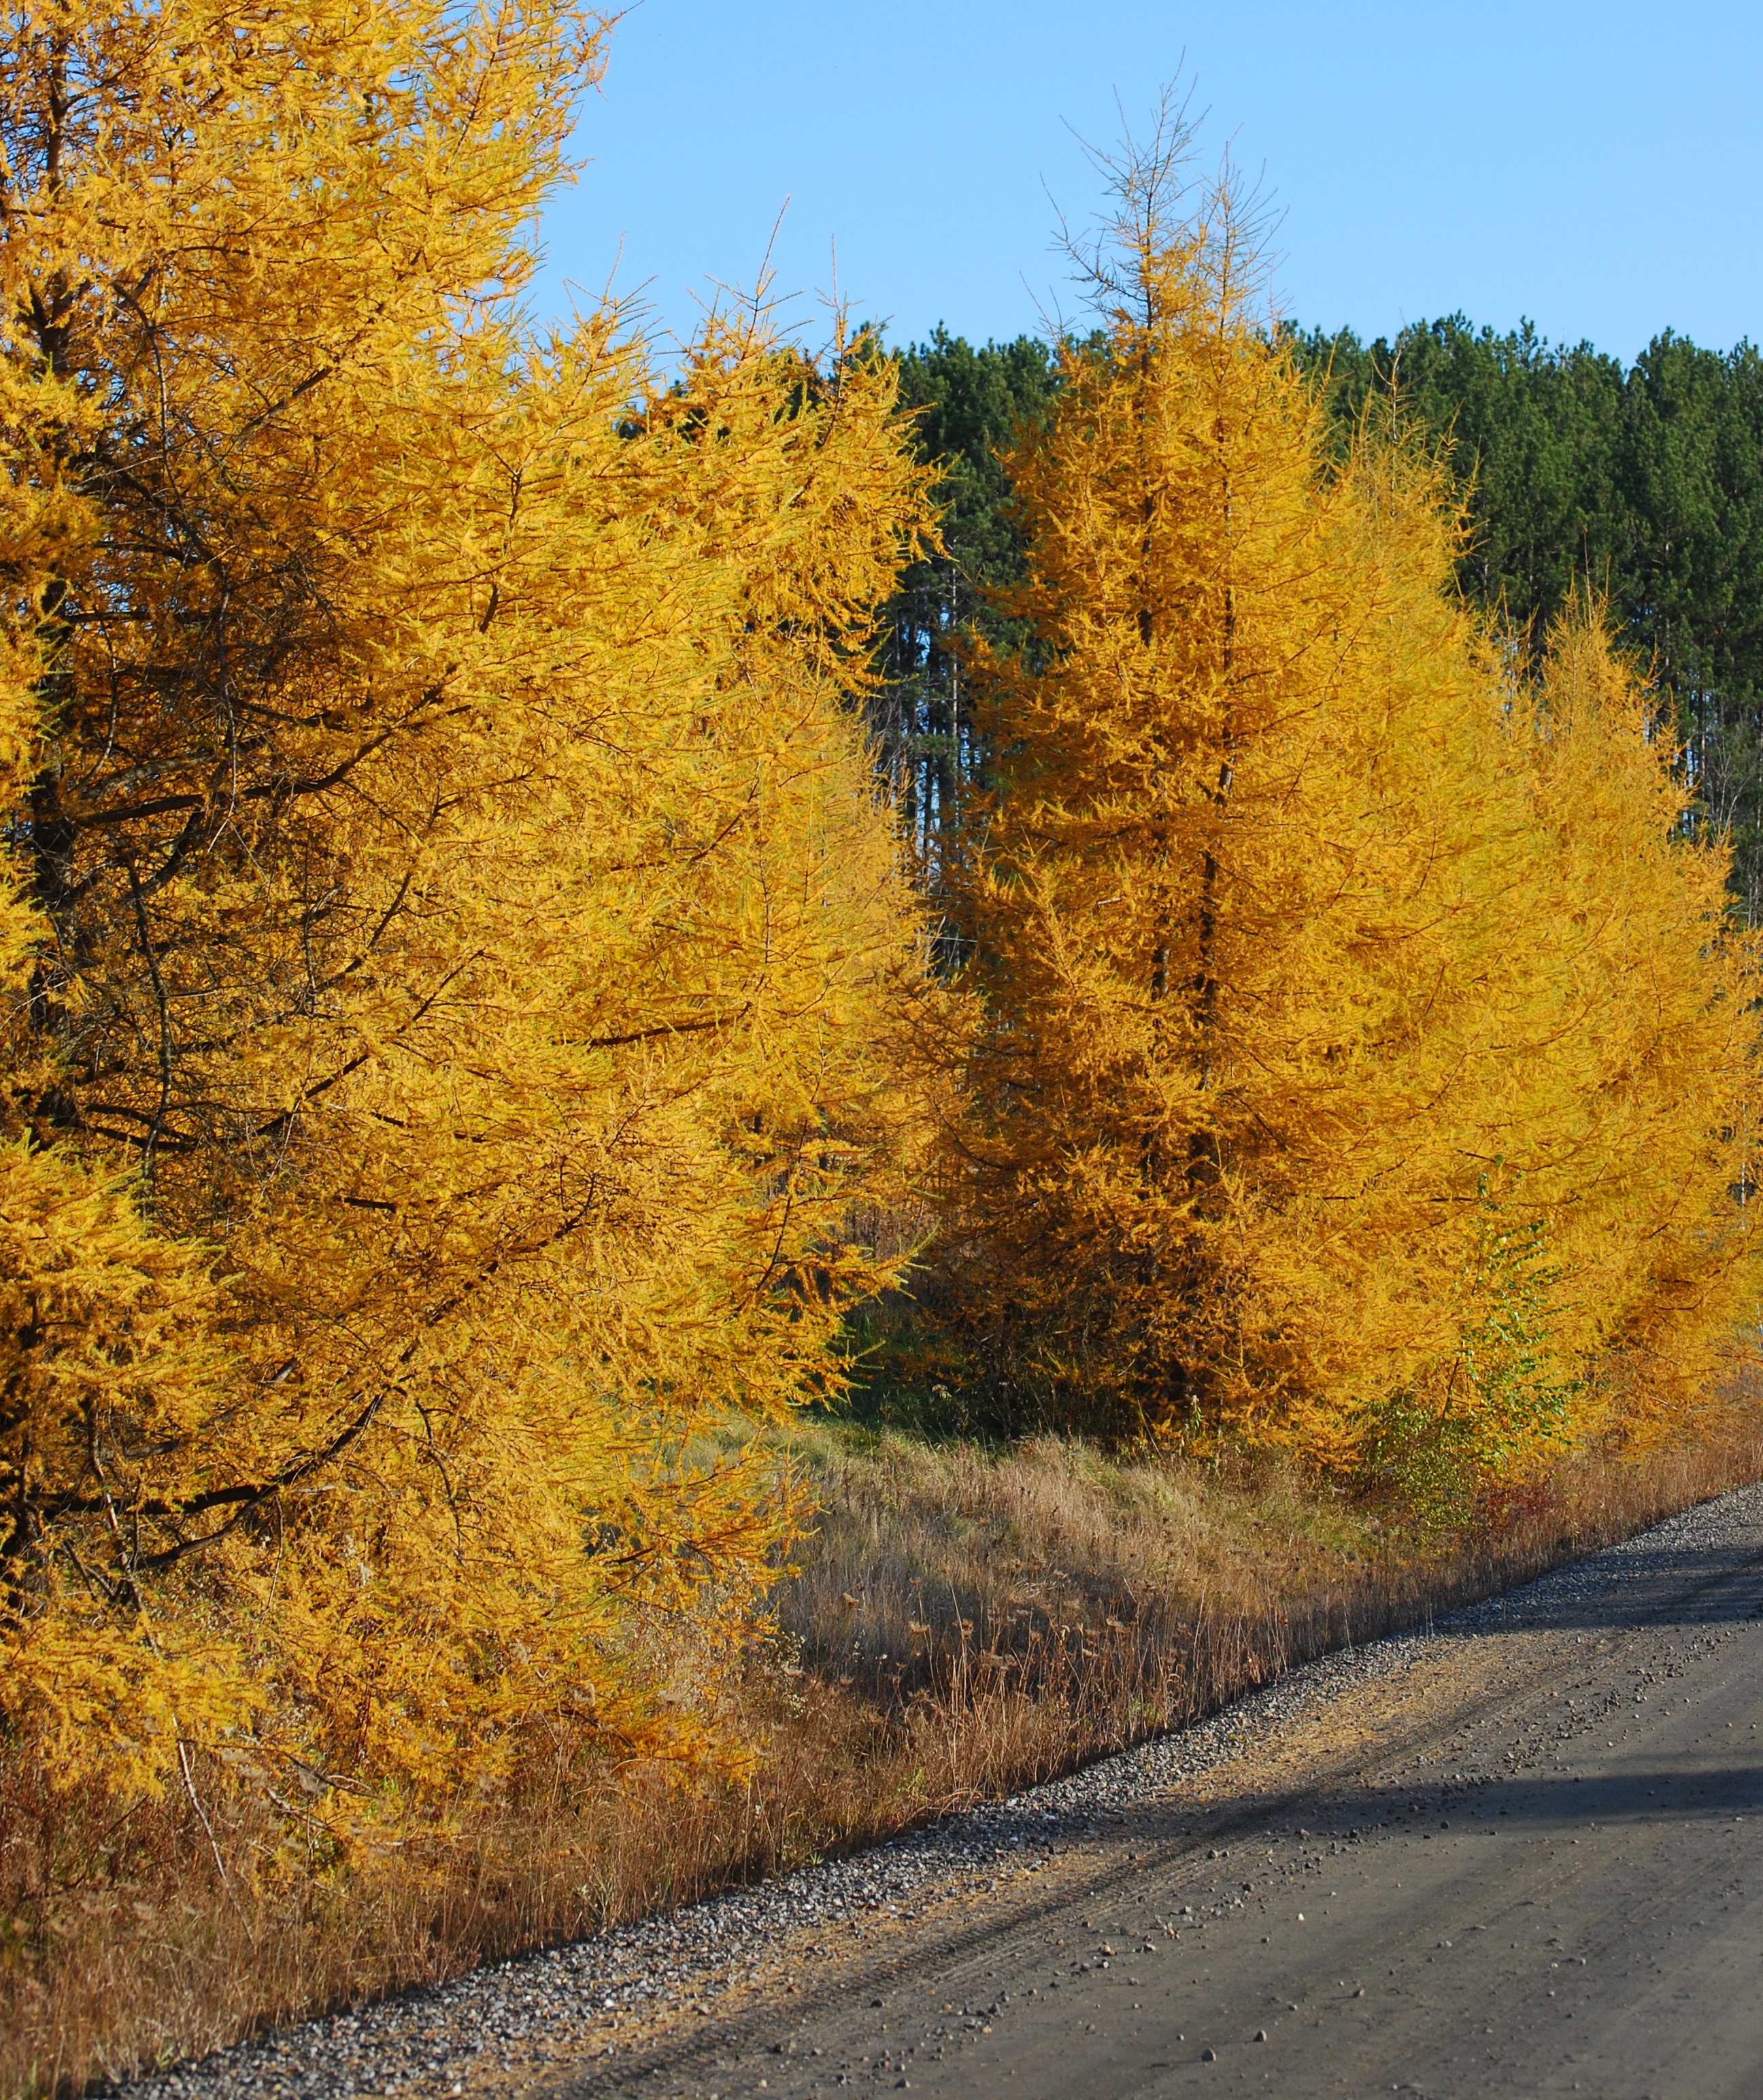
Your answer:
[973,1763,1763,1861]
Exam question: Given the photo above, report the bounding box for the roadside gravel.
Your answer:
[116,1483,1763,2100]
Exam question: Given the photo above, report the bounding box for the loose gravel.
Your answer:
[116,1483,1763,2100]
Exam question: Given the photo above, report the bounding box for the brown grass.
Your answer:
[3,1409,1760,2098]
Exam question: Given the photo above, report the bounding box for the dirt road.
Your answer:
[566,1488,1763,2100]
[133,1488,1763,2100]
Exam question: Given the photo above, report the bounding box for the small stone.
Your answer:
[1201,2045,1218,2061]
[1256,2029,1268,2041]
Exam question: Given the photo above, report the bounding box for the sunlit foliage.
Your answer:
[933,115,1759,1487]
[0,0,929,1816]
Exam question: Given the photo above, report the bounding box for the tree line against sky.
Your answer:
[883,311,1763,914]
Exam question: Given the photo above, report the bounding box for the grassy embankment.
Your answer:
[3,1394,1760,2096]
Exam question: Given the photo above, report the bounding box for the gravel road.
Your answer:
[129,1484,1763,2100]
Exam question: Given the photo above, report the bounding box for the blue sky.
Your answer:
[533,1,1762,364]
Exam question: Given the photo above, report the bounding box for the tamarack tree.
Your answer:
[0,0,930,1816]
[935,110,1759,1482]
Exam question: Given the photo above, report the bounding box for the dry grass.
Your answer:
[773,1407,1763,1798]
[3,1407,1760,2097]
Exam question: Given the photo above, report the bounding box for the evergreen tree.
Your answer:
[1290,318,1763,917]
[1618,333,1763,897]
[1290,317,1626,627]
[875,329,1058,889]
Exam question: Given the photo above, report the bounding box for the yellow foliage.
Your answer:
[938,135,1758,1485]
[0,0,930,1814]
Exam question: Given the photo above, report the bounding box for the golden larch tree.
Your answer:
[0,0,932,1812]
[937,118,1758,1485]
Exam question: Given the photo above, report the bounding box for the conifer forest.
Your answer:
[1,5,1761,2082]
